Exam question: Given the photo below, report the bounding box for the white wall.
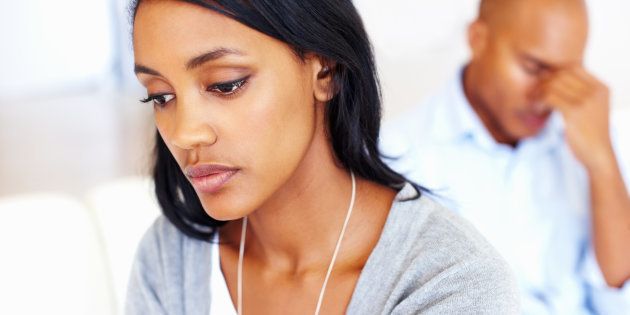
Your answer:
[1,0,627,109]
[355,0,476,121]
[0,0,156,197]
[585,0,630,111]
[0,0,116,99]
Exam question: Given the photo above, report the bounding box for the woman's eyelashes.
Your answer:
[140,93,175,107]
[140,76,251,107]
[207,75,250,96]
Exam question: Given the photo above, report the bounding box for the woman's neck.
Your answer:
[220,114,396,274]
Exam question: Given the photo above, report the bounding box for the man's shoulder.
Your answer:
[381,101,442,165]
[381,80,462,153]
[383,92,446,135]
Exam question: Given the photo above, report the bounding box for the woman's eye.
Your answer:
[207,76,249,96]
[140,94,175,107]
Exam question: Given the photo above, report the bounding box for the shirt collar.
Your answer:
[430,68,496,148]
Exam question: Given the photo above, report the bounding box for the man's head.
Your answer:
[464,0,589,145]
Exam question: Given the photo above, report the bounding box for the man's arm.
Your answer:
[541,67,630,287]
[589,150,630,287]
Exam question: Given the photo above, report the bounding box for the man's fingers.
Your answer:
[571,66,600,86]
[550,78,583,105]
[540,78,581,110]
[541,81,582,112]
[538,66,607,111]
[553,70,590,94]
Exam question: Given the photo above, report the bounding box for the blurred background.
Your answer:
[1,0,629,197]
[0,0,628,314]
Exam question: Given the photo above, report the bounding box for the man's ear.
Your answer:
[309,56,336,103]
[468,20,489,60]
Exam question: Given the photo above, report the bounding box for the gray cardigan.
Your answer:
[126,184,520,314]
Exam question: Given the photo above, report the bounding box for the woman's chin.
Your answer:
[199,196,251,222]
[205,210,244,222]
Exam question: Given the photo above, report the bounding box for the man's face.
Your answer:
[468,1,588,144]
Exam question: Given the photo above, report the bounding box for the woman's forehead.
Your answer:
[133,1,274,62]
[132,1,304,81]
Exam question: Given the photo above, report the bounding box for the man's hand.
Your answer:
[540,67,630,287]
[539,67,614,173]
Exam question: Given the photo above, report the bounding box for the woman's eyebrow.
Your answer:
[134,64,162,76]
[134,48,245,77]
[185,48,245,71]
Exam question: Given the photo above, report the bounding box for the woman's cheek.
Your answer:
[247,89,315,182]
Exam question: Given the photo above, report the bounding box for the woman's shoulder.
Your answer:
[386,184,502,257]
[132,215,213,276]
[132,216,198,265]
[126,215,213,315]
[348,184,520,314]
[403,193,499,259]
[387,184,503,256]
[139,215,190,247]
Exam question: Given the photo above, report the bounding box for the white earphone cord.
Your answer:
[237,215,247,315]
[237,172,356,315]
[314,172,356,314]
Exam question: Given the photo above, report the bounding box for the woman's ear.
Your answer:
[309,57,336,103]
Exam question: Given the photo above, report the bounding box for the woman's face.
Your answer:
[133,1,328,220]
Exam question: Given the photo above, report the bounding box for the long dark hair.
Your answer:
[131,0,423,241]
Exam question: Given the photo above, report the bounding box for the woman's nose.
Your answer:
[170,98,218,150]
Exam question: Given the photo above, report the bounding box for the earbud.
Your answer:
[317,66,331,79]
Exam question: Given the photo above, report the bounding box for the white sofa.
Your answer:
[0,177,160,315]
[0,194,115,315]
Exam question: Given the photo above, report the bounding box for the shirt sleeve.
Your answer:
[580,244,630,314]
[577,118,630,314]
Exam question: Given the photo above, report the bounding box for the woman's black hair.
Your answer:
[131,0,424,241]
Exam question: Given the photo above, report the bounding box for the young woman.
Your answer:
[126,0,520,314]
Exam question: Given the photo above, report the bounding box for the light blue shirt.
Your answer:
[381,70,630,314]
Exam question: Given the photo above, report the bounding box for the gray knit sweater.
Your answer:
[126,184,520,314]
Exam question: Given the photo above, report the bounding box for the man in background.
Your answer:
[382,0,630,313]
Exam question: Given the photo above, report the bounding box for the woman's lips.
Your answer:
[184,164,239,194]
